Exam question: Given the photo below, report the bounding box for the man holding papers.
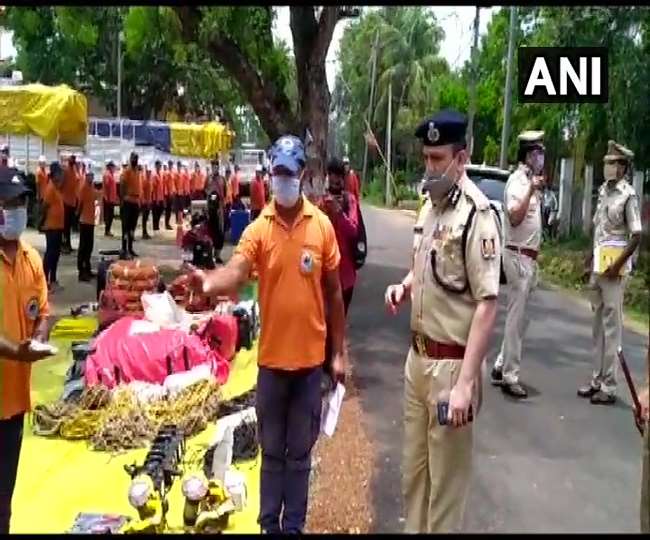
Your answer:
[578,140,642,405]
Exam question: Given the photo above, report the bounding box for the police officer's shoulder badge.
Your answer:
[480,238,497,259]
[26,296,40,321]
[300,249,314,274]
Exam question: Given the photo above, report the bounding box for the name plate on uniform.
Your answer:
[593,240,630,275]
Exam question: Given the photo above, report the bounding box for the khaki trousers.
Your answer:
[642,421,649,533]
[494,249,538,385]
[402,347,480,533]
[586,274,625,395]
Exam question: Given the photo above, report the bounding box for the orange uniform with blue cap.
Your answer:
[0,242,50,420]
[234,196,340,370]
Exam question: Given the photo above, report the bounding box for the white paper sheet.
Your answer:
[320,383,346,437]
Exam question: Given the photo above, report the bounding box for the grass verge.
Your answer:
[538,234,649,329]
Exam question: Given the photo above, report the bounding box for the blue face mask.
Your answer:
[0,207,27,240]
[271,175,301,207]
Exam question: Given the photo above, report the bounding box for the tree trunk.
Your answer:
[291,6,343,191]
[174,6,350,177]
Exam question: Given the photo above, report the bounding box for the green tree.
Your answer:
[335,7,448,184]
[1,6,249,121]
[173,6,360,179]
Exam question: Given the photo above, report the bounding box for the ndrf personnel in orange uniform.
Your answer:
[102,160,118,237]
[0,167,54,534]
[76,161,102,282]
[140,164,153,240]
[180,161,191,211]
[384,110,501,533]
[151,161,165,233]
[35,156,49,201]
[578,140,642,405]
[187,135,347,534]
[120,152,142,259]
[61,154,79,253]
[490,131,545,399]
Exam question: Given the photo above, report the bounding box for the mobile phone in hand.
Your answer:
[437,401,474,426]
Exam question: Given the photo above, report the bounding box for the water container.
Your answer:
[229,209,250,245]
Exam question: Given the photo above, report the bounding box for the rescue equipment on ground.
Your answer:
[121,424,185,533]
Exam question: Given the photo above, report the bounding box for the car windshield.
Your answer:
[466,174,506,203]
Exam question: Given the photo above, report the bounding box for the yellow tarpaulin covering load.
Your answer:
[0,84,88,146]
[169,121,235,158]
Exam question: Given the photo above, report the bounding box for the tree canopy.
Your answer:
[334,6,650,197]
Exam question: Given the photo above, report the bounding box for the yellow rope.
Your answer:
[33,379,221,453]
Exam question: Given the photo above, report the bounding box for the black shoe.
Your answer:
[61,247,72,255]
[119,251,133,261]
[105,232,114,238]
[142,233,152,240]
[166,225,174,231]
[577,384,600,398]
[590,390,616,405]
[78,273,92,282]
[87,270,97,278]
[491,366,503,386]
[129,250,139,258]
[502,382,528,399]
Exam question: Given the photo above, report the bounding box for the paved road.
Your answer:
[348,204,648,533]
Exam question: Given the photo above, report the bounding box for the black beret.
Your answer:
[415,109,467,147]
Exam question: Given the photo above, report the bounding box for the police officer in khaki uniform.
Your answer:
[384,110,501,533]
[490,131,545,399]
[578,140,642,405]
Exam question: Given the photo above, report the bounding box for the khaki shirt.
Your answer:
[504,164,542,250]
[593,178,642,245]
[411,175,501,346]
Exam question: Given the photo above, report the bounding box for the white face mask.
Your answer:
[0,207,28,240]
[272,175,301,207]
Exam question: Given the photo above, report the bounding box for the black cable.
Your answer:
[232,420,259,464]
[216,389,256,419]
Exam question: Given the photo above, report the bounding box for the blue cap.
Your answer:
[0,167,30,200]
[269,135,306,174]
[415,109,467,147]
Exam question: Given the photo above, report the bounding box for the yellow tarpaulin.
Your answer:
[169,121,234,158]
[0,84,88,147]
[12,328,261,534]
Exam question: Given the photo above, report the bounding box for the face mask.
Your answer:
[271,175,301,207]
[603,163,618,182]
[530,152,544,174]
[0,207,27,240]
[424,158,457,200]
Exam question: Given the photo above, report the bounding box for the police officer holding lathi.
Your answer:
[384,110,501,533]
[490,131,545,398]
[578,140,642,405]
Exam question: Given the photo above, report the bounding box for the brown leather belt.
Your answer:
[412,333,465,360]
[506,245,538,261]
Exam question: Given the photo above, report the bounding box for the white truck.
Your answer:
[233,143,268,197]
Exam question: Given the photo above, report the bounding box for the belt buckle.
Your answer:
[415,334,426,355]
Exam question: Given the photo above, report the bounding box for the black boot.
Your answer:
[502,382,528,399]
